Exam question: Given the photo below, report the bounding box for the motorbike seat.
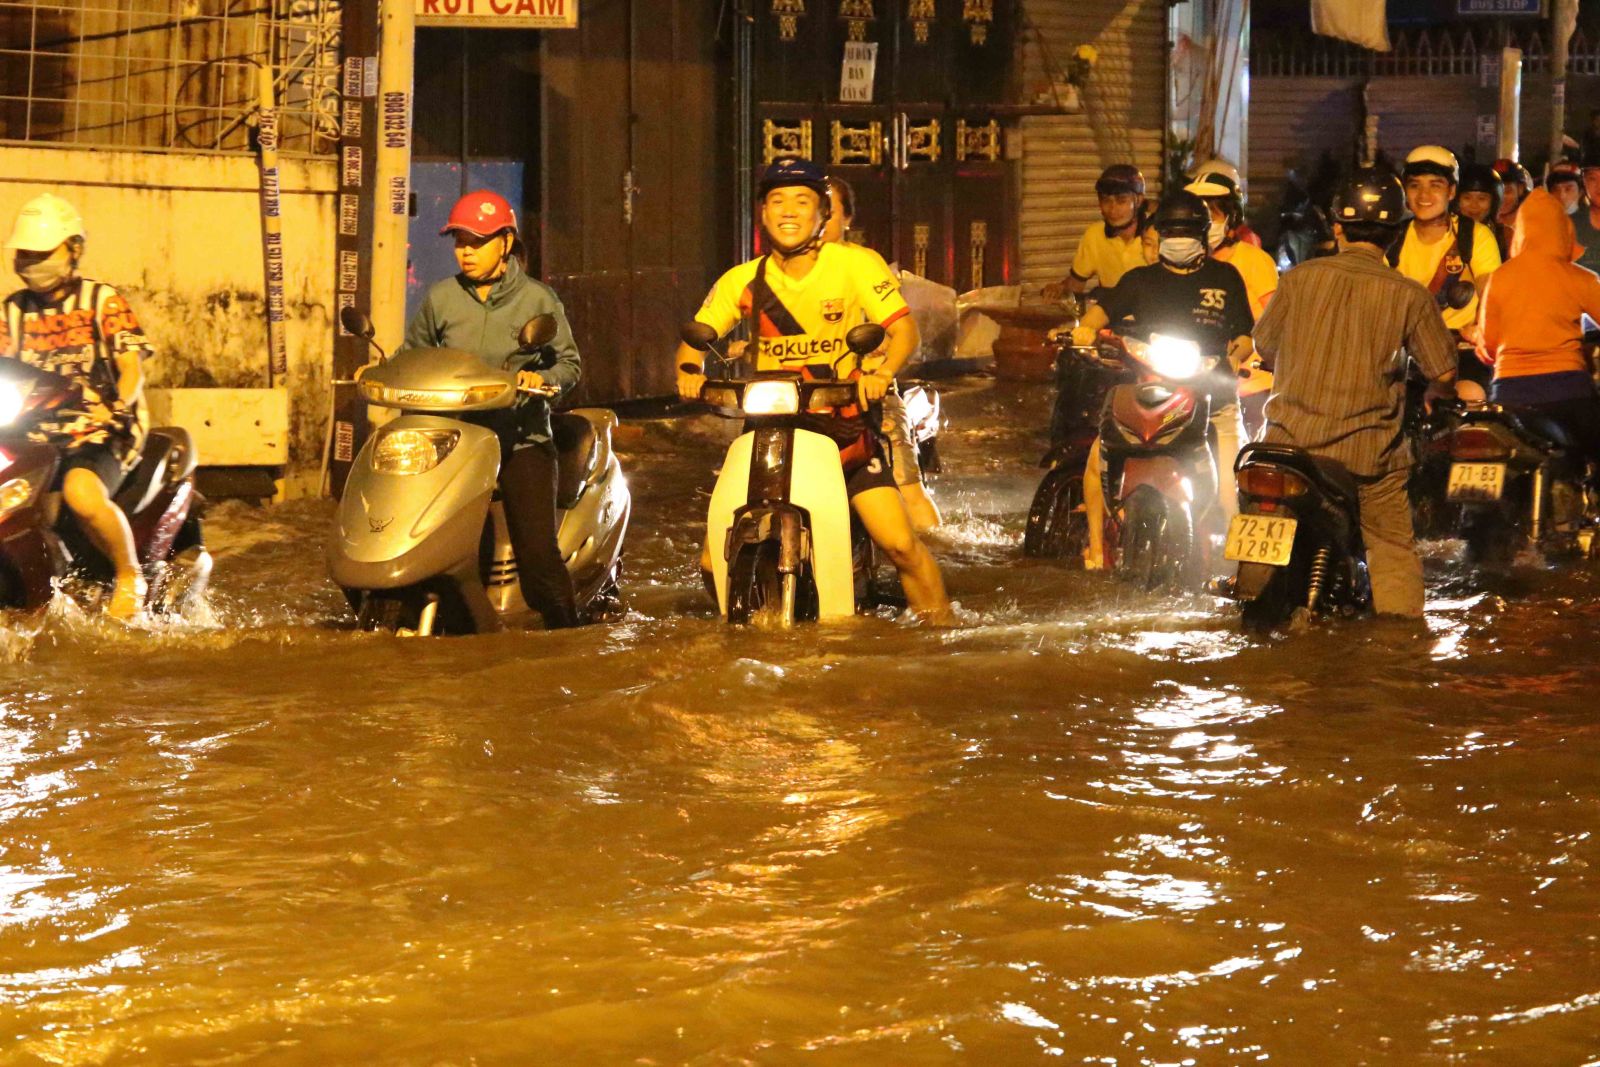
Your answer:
[113,427,194,516]
[552,411,599,509]
[1502,408,1574,454]
[1237,442,1360,511]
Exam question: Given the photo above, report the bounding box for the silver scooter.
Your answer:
[329,309,630,635]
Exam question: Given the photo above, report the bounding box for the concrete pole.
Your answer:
[1497,48,1521,162]
[1549,0,1577,167]
[369,0,414,361]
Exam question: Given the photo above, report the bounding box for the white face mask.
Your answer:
[1159,236,1206,268]
[16,255,73,294]
[1207,219,1228,250]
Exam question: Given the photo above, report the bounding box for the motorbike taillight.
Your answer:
[1450,426,1511,462]
[1237,466,1310,500]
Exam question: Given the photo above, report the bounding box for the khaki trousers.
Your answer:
[1356,467,1425,618]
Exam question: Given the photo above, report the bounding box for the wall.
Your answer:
[1017,0,1168,286]
[0,146,337,495]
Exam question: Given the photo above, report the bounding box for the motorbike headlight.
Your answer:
[1146,334,1204,380]
[0,381,31,426]
[0,476,36,519]
[372,428,460,475]
[359,381,510,408]
[742,380,800,416]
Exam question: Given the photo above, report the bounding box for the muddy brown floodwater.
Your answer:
[1,380,1598,1065]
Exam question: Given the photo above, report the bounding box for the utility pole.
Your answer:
[1550,0,1578,166]
[1498,46,1521,161]
[370,0,415,367]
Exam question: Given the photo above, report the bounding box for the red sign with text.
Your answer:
[415,0,577,28]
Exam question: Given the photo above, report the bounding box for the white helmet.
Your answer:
[5,193,86,252]
[1191,158,1244,195]
[1403,145,1459,185]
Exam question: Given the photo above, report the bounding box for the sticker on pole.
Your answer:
[416,0,579,28]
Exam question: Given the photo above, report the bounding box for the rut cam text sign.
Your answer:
[416,0,578,28]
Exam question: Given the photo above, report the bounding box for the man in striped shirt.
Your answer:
[1254,170,1457,618]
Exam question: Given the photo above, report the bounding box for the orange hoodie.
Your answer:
[1479,189,1600,380]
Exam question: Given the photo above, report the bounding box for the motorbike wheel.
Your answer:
[726,542,794,627]
[1023,466,1089,561]
[588,562,628,623]
[1119,487,1186,591]
[357,592,411,633]
[1462,508,1519,567]
[917,438,942,478]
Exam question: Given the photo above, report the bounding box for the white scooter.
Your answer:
[682,321,899,626]
[329,309,629,635]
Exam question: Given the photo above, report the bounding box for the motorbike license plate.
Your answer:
[1224,514,1299,567]
[1447,462,1506,502]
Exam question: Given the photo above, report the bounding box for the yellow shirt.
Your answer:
[1394,218,1502,332]
[697,242,910,374]
[1070,221,1147,290]
[1214,240,1279,320]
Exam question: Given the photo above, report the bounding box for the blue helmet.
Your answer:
[758,158,832,211]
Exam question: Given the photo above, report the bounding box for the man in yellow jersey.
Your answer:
[674,159,951,621]
[1389,145,1501,397]
[1041,165,1149,299]
[1185,164,1278,432]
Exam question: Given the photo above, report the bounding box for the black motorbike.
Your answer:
[1443,401,1597,565]
[1022,337,1122,561]
[1219,442,1371,630]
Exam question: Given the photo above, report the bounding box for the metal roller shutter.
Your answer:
[1246,76,1361,240]
[1017,0,1169,287]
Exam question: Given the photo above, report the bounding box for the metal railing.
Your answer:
[0,0,342,157]
[1253,26,1600,80]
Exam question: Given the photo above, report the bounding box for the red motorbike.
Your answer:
[0,359,208,612]
[1094,330,1224,589]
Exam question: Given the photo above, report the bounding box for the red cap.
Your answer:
[440,190,518,237]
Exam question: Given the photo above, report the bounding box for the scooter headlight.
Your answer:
[359,381,511,409]
[0,381,31,426]
[372,428,460,475]
[1146,334,1205,380]
[0,476,36,520]
[742,380,800,416]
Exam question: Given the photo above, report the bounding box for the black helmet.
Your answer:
[1094,164,1146,198]
[1150,190,1210,237]
[1491,157,1533,193]
[1546,160,1582,189]
[757,158,832,212]
[1456,163,1502,219]
[1332,168,1409,227]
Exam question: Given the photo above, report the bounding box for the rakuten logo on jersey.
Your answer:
[759,336,844,361]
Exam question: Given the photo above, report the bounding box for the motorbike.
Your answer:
[0,359,209,614]
[1023,336,1122,561]
[1218,443,1372,630]
[1095,331,1225,589]
[329,310,629,635]
[900,381,943,477]
[682,319,897,626]
[1442,400,1597,565]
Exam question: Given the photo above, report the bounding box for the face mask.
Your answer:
[1565,197,1580,216]
[1159,236,1206,268]
[1206,220,1228,250]
[16,256,73,294]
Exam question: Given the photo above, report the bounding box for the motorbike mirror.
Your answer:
[679,321,718,352]
[339,307,375,340]
[1443,279,1476,311]
[519,314,558,350]
[845,323,886,357]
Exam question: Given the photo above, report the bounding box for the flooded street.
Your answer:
[3,379,1599,1064]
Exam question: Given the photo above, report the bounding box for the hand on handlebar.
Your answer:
[676,364,707,403]
[517,369,560,398]
[857,371,893,405]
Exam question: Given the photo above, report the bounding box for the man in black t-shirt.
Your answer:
[1060,191,1255,568]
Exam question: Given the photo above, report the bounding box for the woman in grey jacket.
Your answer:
[404,190,584,628]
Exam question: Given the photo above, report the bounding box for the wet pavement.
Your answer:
[2,379,1599,1064]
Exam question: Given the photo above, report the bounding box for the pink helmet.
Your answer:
[440,190,518,238]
